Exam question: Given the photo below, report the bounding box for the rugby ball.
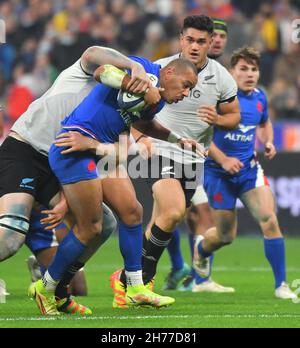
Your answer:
[117,73,159,113]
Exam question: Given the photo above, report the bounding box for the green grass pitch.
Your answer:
[0,236,299,328]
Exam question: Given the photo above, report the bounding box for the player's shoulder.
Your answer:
[61,59,91,78]
[128,55,161,76]
[253,87,267,97]
[253,87,268,103]
[207,58,231,77]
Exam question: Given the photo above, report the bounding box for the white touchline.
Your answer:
[1,314,300,321]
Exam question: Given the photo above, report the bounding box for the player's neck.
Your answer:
[195,57,209,72]
[179,52,208,72]
[239,88,254,96]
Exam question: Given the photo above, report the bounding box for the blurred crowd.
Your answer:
[0,0,300,135]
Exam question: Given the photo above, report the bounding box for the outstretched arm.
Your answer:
[132,119,180,143]
[80,46,150,93]
[132,120,206,158]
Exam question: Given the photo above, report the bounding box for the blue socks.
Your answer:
[167,229,215,285]
[119,221,142,272]
[48,230,86,281]
[264,237,286,289]
[167,228,184,271]
[195,255,214,285]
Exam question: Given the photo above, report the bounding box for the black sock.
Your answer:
[142,233,148,259]
[55,261,84,299]
[142,224,172,284]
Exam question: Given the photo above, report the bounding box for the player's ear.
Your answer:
[166,66,176,77]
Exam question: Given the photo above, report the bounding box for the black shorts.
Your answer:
[144,155,203,207]
[0,137,60,207]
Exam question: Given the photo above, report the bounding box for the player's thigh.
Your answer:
[152,178,186,219]
[0,193,34,218]
[0,137,39,221]
[0,137,36,200]
[102,165,142,222]
[210,207,237,242]
[240,185,276,223]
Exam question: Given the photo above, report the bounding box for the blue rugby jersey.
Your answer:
[206,88,269,172]
[61,56,164,143]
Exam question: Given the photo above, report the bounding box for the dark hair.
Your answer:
[230,47,261,68]
[166,58,198,76]
[181,15,214,36]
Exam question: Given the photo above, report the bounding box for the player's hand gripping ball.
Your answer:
[118,73,159,112]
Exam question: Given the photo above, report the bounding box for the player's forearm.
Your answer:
[215,112,240,129]
[208,142,227,166]
[81,46,140,75]
[216,98,241,129]
[131,127,148,142]
[133,120,180,143]
[257,120,274,144]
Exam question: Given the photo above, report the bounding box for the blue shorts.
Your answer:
[204,161,269,210]
[48,134,99,185]
[25,210,61,253]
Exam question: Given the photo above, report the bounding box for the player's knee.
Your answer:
[259,211,276,225]
[259,212,280,234]
[0,214,29,261]
[0,230,26,261]
[120,201,143,225]
[161,207,185,230]
[77,216,103,241]
[219,233,234,246]
[90,219,103,238]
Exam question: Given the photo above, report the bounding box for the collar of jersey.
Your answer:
[178,53,209,73]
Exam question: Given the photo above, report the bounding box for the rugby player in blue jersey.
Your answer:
[0,45,153,315]
[194,47,297,299]
[30,55,200,314]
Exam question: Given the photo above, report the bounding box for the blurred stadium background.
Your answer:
[0,0,300,234]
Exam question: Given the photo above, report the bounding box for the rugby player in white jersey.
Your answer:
[0,46,155,314]
[110,15,240,306]
[160,18,236,292]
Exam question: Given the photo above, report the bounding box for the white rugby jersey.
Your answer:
[153,53,237,164]
[12,59,97,156]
